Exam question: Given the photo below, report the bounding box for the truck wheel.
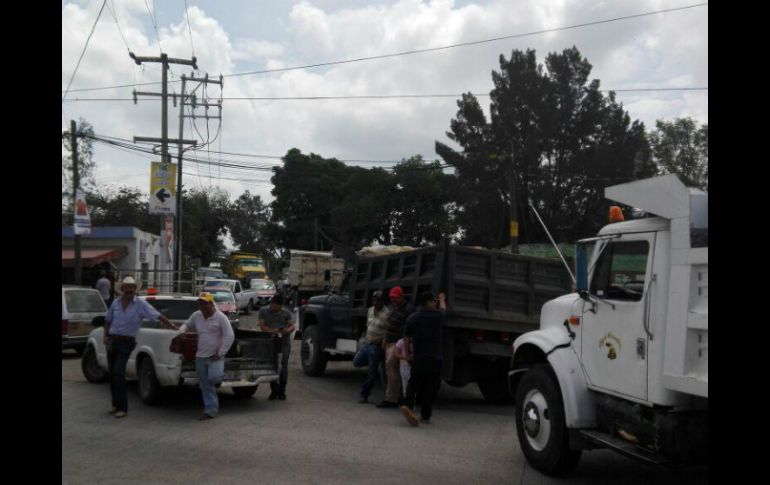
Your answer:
[477,361,514,404]
[81,345,108,383]
[515,365,581,476]
[301,325,328,376]
[138,356,162,406]
[232,385,258,399]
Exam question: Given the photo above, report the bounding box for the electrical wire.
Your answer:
[62,0,107,103]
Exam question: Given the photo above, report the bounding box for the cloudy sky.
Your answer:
[62,0,708,206]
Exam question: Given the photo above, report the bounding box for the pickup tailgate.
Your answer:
[175,329,281,385]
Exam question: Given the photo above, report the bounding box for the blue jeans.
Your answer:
[107,338,136,412]
[270,337,292,395]
[196,357,225,417]
[353,342,384,399]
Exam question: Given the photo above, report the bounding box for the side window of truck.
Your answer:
[590,241,649,302]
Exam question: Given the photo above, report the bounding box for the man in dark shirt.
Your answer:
[377,286,411,408]
[400,291,446,426]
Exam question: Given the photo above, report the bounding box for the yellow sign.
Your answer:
[150,162,177,215]
[509,221,519,237]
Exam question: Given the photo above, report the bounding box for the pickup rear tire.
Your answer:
[138,356,163,406]
[232,385,258,398]
[81,345,108,383]
[301,325,328,376]
[515,365,581,476]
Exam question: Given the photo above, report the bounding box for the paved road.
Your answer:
[62,315,707,484]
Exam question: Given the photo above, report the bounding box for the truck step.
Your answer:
[579,430,673,466]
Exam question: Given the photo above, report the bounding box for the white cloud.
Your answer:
[64,0,708,210]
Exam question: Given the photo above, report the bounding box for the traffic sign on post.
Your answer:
[149,161,177,215]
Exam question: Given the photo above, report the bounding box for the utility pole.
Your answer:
[71,120,82,285]
[130,52,197,292]
[176,73,223,290]
[509,140,518,254]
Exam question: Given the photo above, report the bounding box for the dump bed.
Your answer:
[349,240,572,334]
[288,250,346,290]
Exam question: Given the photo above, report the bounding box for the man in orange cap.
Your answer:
[377,286,412,408]
[176,292,235,420]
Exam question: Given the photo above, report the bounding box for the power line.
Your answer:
[143,0,163,53]
[183,0,195,58]
[89,132,442,164]
[62,3,708,94]
[62,86,709,102]
[106,0,131,54]
[62,0,107,103]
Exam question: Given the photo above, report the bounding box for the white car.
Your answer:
[80,294,281,404]
[203,279,258,314]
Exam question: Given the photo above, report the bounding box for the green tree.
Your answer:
[329,166,395,248]
[389,156,458,246]
[649,118,708,189]
[227,191,272,254]
[270,148,350,250]
[437,47,655,246]
[182,188,230,266]
[87,186,157,233]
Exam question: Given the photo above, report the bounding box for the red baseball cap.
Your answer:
[389,286,404,299]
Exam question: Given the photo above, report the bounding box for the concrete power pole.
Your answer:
[129,52,197,291]
[176,73,223,290]
[71,120,82,285]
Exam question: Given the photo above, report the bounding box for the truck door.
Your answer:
[581,233,655,402]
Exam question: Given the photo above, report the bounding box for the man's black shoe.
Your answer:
[358,397,369,404]
[376,401,398,409]
[268,392,278,401]
[278,393,287,400]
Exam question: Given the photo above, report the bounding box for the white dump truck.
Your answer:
[510,174,708,475]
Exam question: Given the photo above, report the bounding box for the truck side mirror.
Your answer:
[575,243,588,294]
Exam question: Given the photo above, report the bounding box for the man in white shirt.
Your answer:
[175,292,235,420]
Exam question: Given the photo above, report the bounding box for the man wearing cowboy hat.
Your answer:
[103,276,173,418]
[175,292,235,420]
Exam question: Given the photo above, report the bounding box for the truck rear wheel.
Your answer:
[81,345,108,383]
[232,385,258,399]
[138,356,163,406]
[301,325,328,376]
[515,365,581,476]
[477,360,514,404]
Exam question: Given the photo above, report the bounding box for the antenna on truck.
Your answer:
[527,199,576,285]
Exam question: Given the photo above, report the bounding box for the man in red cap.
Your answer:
[377,286,412,408]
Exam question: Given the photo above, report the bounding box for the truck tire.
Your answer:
[301,325,328,376]
[515,365,581,476]
[232,385,258,399]
[138,356,163,406]
[81,345,108,383]
[477,360,514,404]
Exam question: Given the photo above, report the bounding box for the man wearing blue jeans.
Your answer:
[353,291,389,403]
[175,293,235,420]
[104,276,173,418]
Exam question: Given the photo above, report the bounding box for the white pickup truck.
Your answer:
[203,279,259,314]
[80,294,281,404]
